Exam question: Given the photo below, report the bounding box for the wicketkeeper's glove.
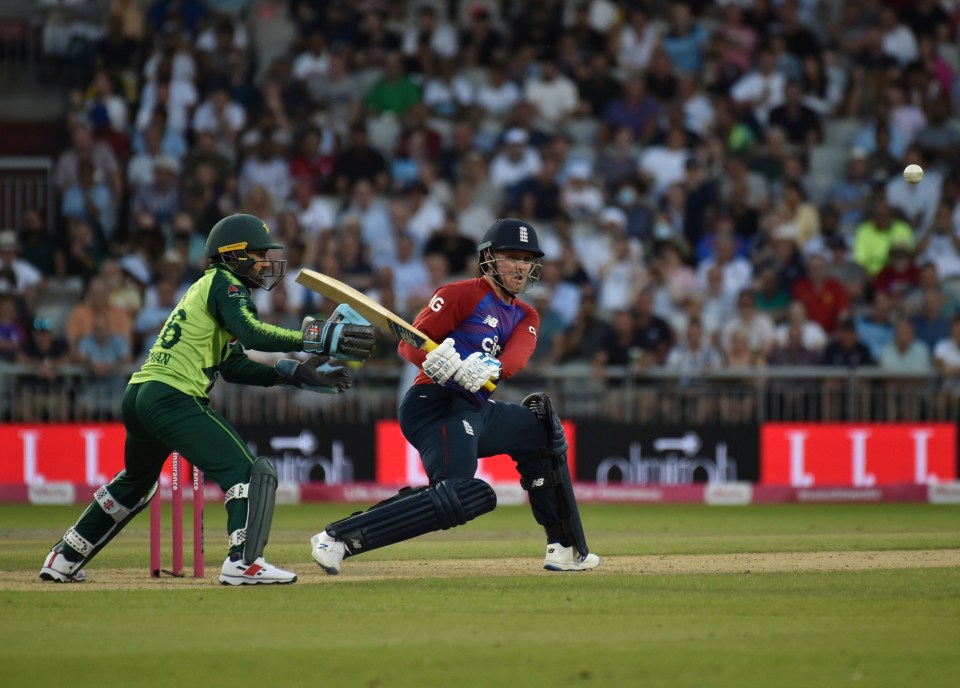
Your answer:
[302,304,376,361]
[275,355,353,394]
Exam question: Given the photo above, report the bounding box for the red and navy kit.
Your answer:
[399,277,540,406]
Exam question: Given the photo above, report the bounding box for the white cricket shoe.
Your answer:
[543,543,602,572]
[39,549,87,583]
[310,531,346,575]
[218,555,297,585]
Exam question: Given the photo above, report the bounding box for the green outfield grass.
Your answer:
[2,503,959,688]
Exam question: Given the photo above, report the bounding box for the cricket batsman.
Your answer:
[311,218,601,574]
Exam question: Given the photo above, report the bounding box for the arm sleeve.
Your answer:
[219,343,282,387]
[209,269,303,352]
[398,282,478,368]
[498,305,539,380]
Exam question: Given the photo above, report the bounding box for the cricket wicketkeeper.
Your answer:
[40,213,376,585]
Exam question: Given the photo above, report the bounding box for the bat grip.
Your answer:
[424,339,496,392]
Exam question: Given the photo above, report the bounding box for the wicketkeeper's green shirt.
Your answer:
[130,265,302,397]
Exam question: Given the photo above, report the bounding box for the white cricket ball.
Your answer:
[903,164,924,184]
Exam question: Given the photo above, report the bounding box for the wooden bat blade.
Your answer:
[295,268,495,391]
[296,268,432,349]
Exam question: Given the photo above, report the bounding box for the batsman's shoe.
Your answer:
[39,549,87,583]
[543,543,602,572]
[311,531,347,575]
[218,554,298,586]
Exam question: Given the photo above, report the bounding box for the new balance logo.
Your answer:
[519,226,529,242]
[531,478,545,487]
[462,420,474,436]
[351,538,362,550]
[483,315,499,328]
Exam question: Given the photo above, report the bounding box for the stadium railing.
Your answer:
[1,362,957,425]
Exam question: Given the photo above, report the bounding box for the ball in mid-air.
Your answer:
[903,164,924,184]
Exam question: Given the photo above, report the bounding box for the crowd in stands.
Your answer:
[5,0,960,419]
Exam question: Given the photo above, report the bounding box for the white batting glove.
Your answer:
[422,338,462,385]
[454,352,501,393]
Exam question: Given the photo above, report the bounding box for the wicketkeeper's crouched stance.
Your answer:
[311,219,601,574]
[40,214,376,585]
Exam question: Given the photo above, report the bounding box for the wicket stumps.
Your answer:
[150,451,205,578]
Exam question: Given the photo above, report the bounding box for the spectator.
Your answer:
[335,124,390,194]
[855,290,896,360]
[662,2,707,75]
[65,276,133,352]
[576,52,622,121]
[665,316,723,382]
[638,126,691,198]
[53,121,122,197]
[386,232,429,317]
[792,251,850,335]
[61,159,117,242]
[18,210,59,278]
[423,210,477,278]
[364,51,421,118]
[238,133,292,210]
[853,196,915,277]
[933,316,960,395]
[402,4,458,59]
[721,289,777,359]
[880,318,932,374]
[0,294,26,362]
[918,202,960,281]
[75,309,132,410]
[475,60,522,120]
[489,128,542,190]
[516,155,562,222]
[730,46,786,129]
[911,289,952,353]
[560,161,604,223]
[292,28,330,90]
[768,79,822,148]
[872,242,920,301]
[601,74,660,146]
[354,9,401,70]
[308,49,361,133]
[524,56,579,130]
[879,5,919,67]
[132,277,178,355]
[822,318,875,368]
[192,83,246,153]
[825,148,874,232]
[131,156,181,230]
[460,5,503,68]
[0,229,45,314]
[768,322,820,366]
[775,300,828,354]
[614,6,658,72]
[15,317,72,420]
[697,231,752,303]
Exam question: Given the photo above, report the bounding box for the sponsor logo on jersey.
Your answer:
[227,284,243,298]
[483,315,499,328]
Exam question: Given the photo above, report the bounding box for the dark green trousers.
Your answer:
[65,381,256,561]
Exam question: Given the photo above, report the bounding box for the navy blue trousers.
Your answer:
[398,384,562,532]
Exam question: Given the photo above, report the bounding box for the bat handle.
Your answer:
[425,338,497,392]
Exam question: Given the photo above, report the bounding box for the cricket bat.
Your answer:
[295,268,497,392]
